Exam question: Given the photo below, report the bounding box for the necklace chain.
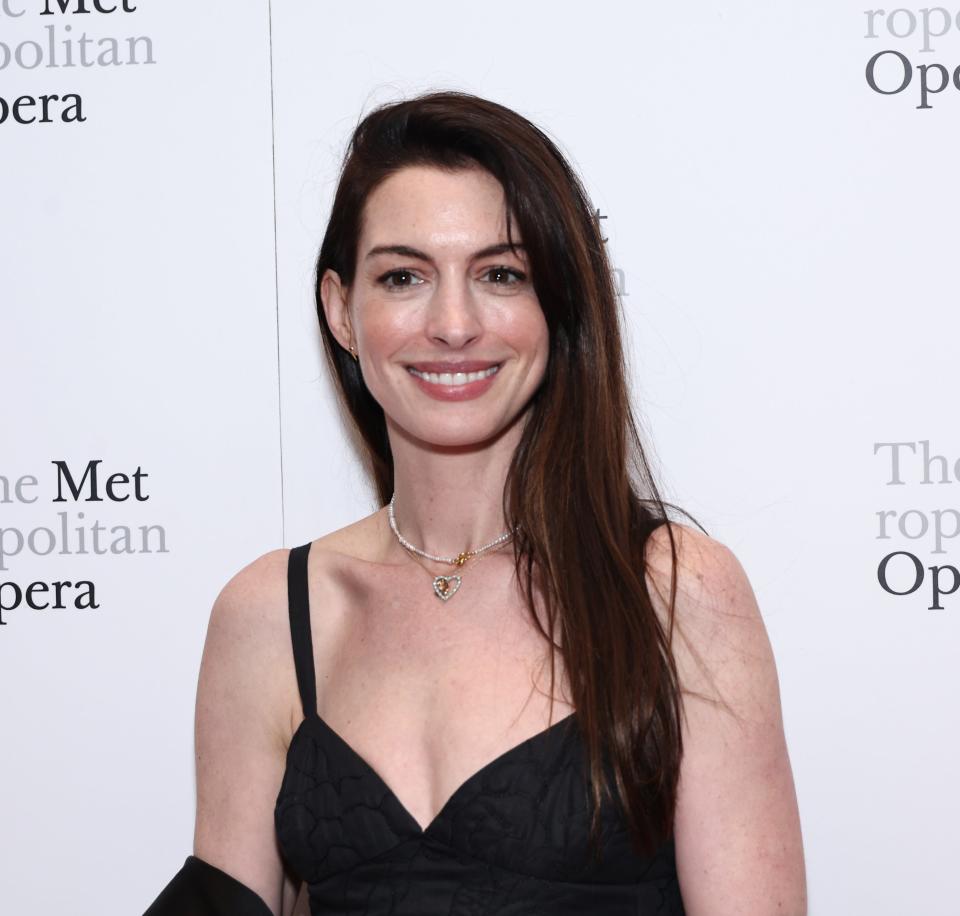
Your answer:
[387,493,516,566]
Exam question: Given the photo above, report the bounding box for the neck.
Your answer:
[382,414,524,561]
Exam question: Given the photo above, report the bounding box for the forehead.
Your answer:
[359,165,512,249]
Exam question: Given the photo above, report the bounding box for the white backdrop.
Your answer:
[2,1,957,913]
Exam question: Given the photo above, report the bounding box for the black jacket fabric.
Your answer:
[143,855,273,916]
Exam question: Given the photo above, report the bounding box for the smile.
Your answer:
[407,365,500,386]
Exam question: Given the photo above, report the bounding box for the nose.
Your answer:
[424,273,482,348]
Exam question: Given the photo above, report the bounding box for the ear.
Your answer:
[319,268,355,353]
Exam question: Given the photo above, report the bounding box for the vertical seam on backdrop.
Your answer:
[267,0,286,545]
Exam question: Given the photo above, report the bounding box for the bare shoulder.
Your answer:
[642,521,771,711]
[201,515,382,720]
[198,548,298,766]
[210,547,291,638]
[203,532,358,734]
[208,548,295,664]
[209,519,370,641]
[643,520,748,622]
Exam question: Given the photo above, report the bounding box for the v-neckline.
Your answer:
[305,710,577,836]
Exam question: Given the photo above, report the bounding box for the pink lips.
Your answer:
[406,360,501,373]
[406,363,501,402]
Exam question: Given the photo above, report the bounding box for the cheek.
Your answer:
[356,299,411,351]
[501,303,549,357]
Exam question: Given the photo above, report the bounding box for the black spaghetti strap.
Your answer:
[286,542,317,719]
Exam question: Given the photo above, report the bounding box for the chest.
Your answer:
[305,552,573,836]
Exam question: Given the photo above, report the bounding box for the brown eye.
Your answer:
[379,269,424,290]
[483,266,526,285]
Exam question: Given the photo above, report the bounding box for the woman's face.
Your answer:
[323,165,549,449]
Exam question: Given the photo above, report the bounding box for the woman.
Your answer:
[145,91,806,915]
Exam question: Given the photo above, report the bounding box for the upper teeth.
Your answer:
[409,365,500,385]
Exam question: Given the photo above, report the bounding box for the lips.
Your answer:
[406,360,502,373]
[408,364,500,384]
[406,362,501,400]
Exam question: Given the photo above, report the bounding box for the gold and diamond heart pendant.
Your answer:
[432,575,462,601]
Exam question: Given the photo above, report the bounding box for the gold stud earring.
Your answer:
[348,345,359,362]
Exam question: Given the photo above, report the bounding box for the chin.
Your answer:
[391,417,508,451]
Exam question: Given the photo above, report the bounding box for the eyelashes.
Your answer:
[376,266,528,291]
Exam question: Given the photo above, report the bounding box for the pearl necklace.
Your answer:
[387,493,516,601]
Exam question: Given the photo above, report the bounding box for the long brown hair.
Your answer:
[313,90,706,860]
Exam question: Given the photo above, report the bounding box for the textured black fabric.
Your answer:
[142,855,273,915]
[275,542,686,914]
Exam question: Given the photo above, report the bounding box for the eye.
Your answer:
[378,268,424,291]
[482,266,527,285]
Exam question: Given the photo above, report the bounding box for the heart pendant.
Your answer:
[432,575,462,601]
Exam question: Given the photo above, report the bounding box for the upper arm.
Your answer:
[645,523,807,916]
[193,548,299,916]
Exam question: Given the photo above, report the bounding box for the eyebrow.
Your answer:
[364,242,526,263]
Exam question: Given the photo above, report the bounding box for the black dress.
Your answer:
[274,542,686,915]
